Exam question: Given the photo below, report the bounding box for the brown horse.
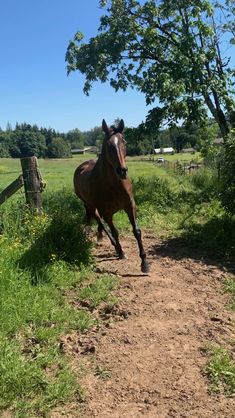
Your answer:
[74,119,149,273]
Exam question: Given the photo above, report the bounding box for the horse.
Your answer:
[73,119,149,273]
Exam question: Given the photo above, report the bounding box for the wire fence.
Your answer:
[0,171,22,175]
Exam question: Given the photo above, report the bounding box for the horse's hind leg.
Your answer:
[83,205,103,241]
[84,205,92,225]
[92,210,117,248]
[104,216,126,259]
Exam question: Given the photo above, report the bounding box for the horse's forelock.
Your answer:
[110,125,119,134]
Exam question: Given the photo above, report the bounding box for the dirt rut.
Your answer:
[57,233,235,418]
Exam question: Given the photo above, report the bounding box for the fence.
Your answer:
[164,160,203,173]
[0,156,45,213]
[131,156,203,174]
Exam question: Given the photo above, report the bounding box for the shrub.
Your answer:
[133,176,177,210]
[220,131,235,215]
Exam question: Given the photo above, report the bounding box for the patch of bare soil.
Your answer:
[53,233,235,418]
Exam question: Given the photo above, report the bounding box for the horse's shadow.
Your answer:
[149,236,235,275]
[96,252,118,261]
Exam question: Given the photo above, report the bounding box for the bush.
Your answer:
[133,176,177,210]
[190,168,219,200]
[220,131,235,215]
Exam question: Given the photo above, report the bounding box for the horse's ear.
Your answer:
[102,119,109,134]
[117,119,125,133]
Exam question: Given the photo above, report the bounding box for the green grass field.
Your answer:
[0,152,201,191]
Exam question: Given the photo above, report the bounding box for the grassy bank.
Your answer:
[0,190,118,417]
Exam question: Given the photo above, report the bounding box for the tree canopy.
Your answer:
[66,0,235,137]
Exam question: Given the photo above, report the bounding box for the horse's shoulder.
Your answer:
[76,159,97,174]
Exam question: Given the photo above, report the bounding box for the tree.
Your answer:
[0,143,10,157]
[66,0,235,138]
[66,128,85,149]
[14,130,47,158]
[83,126,104,146]
[125,125,153,155]
[47,137,71,158]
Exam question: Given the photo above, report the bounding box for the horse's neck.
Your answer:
[96,153,119,185]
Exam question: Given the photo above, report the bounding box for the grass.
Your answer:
[0,154,235,415]
[79,274,118,309]
[203,345,235,396]
[127,151,202,162]
[0,155,89,191]
[0,188,119,417]
[0,215,94,416]
[0,152,200,190]
[224,277,235,311]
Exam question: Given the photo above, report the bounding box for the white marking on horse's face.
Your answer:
[113,136,119,148]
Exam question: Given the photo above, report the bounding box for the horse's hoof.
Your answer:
[119,253,127,260]
[141,261,150,274]
[97,233,103,242]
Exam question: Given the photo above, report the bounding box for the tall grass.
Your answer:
[130,168,235,259]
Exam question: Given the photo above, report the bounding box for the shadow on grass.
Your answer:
[150,215,235,274]
[19,212,92,284]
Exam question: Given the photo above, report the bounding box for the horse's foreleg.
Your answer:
[126,206,149,273]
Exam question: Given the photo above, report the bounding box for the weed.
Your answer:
[224,277,235,311]
[94,365,111,380]
[203,345,235,396]
[79,275,118,309]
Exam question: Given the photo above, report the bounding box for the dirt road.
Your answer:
[58,233,235,418]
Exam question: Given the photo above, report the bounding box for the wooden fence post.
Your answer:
[20,156,43,213]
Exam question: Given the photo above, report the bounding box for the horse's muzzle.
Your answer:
[116,167,128,179]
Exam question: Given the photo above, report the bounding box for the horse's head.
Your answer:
[102,119,128,180]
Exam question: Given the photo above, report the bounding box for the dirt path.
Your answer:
[57,233,235,418]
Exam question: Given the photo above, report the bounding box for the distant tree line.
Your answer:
[0,123,81,159]
[0,119,220,159]
[125,119,220,156]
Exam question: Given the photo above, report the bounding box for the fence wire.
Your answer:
[0,171,21,175]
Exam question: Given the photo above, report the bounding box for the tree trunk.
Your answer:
[204,94,230,139]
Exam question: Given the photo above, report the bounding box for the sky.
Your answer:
[0,0,152,132]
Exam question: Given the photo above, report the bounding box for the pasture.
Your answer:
[0,155,234,417]
[0,152,201,190]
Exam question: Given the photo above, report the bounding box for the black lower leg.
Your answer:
[133,227,149,273]
[109,223,125,259]
[93,214,116,247]
[84,205,92,225]
[97,224,103,241]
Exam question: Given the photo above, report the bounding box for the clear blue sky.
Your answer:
[0,0,152,132]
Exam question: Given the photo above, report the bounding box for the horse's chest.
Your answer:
[96,185,129,214]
